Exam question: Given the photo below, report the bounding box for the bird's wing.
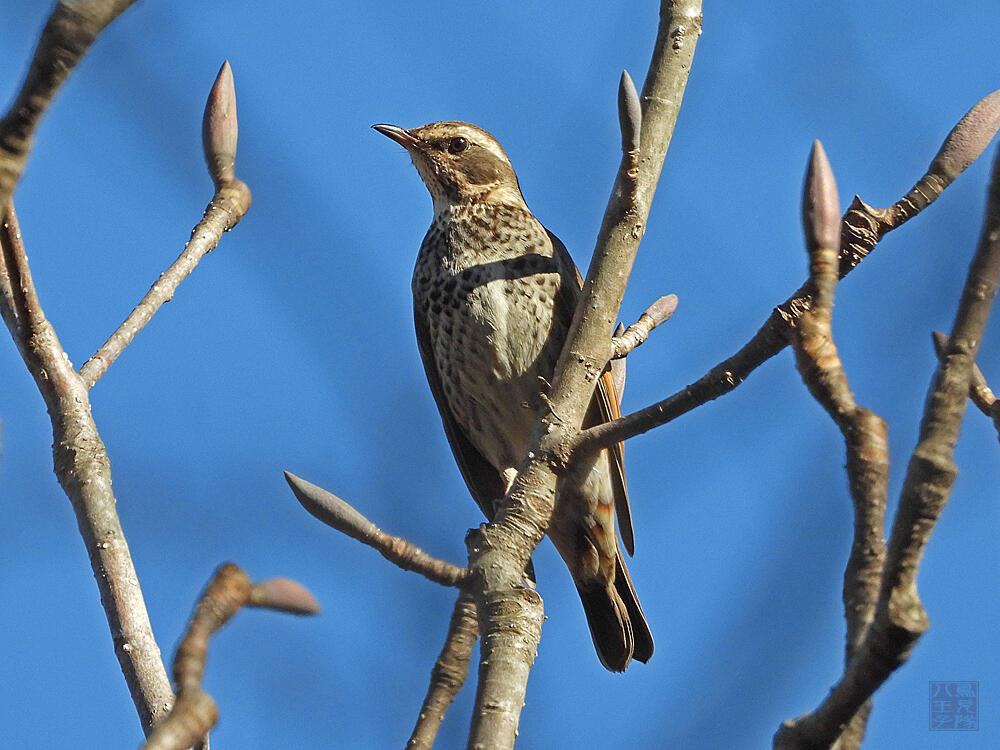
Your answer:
[546,230,635,557]
[413,305,507,522]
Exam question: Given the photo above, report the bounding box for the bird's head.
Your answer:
[373,121,526,213]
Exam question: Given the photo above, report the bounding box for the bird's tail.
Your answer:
[576,551,654,672]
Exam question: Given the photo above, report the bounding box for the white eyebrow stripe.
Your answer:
[419,122,512,166]
[467,131,509,162]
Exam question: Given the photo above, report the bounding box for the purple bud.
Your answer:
[250,578,321,615]
[618,70,642,153]
[929,89,1000,181]
[203,61,238,186]
[802,140,841,252]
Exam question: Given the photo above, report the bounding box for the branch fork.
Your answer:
[775,131,1000,750]
[140,564,320,750]
[286,6,704,749]
[281,7,1000,750]
[0,10,252,737]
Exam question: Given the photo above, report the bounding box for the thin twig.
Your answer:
[77,179,250,387]
[140,563,320,750]
[784,142,888,750]
[775,143,1000,750]
[0,203,26,338]
[610,293,678,359]
[0,0,140,215]
[285,472,468,587]
[575,88,1000,457]
[839,88,1000,275]
[0,200,175,734]
[407,591,479,750]
[79,63,251,388]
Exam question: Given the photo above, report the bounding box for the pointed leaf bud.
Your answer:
[284,471,379,541]
[203,61,238,187]
[802,140,841,252]
[646,294,678,326]
[618,70,642,153]
[250,578,321,615]
[928,89,1000,182]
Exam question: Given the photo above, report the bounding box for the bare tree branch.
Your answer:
[77,178,250,386]
[79,62,251,388]
[0,240,17,336]
[0,47,252,737]
[785,142,888,750]
[407,591,479,750]
[0,0,140,215]
[465,4,703,748]
[933,330,1000,442]
[575,87,1000,456]
[0,201,174,734]
[465,580,544,750]
[841,88,1000,274]
[0,202,30,340]
[775,143,1000,750]
[140,563,320,750]
[285,471,468,587]
[610,293,678,359]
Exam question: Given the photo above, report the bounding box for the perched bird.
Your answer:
[374,121,653,671]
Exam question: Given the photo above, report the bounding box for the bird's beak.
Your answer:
[372,124,420,149]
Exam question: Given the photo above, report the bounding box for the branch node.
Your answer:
[932,330,999,435]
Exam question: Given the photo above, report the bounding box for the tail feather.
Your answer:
[577,582,632,672]
[614,552,653,663]
[576,552,653,671]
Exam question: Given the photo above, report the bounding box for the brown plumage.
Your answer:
[374,120,653,671]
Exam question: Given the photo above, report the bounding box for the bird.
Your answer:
[373,120,653,671]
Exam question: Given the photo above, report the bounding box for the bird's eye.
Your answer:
[448,137,468,154]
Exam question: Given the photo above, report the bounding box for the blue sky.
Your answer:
[1,2,998,748]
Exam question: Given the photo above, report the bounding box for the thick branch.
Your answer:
[548,8,700,436]
[933,330,1000,441]
[576,88,1000,456]
[407,591,479,750]
[466,4,703,748]
[784,142,887,750]
[466,582,544,750]
[0,201,174,734]
[140,563,319,750]
[882,148,1000,621]
[285,471,468,587]
[0,0,140,214]
[776,144,1000,750]
[0,59,252,735]
[490,0,702,588]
